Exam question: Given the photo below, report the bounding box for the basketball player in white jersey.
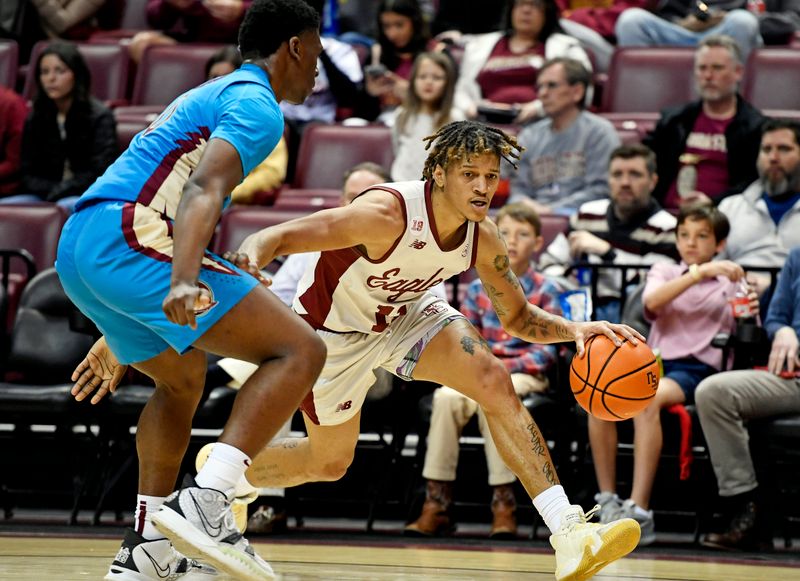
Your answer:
[226,120,644,581]
[77,121,645,581]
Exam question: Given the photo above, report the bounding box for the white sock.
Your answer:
[533,484,571,534]
[195,442,251,500]
[134,494,167,540]
[630,501,652,517]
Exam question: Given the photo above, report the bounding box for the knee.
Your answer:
[312,451,354,482]
[615,8,650,34]
[694,376,726,414]
[287,331,327,385]
[724,10,760,36]
[473,362,518,415]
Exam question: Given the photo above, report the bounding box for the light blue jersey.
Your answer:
[76,64,283,217]
[57,64,282,364]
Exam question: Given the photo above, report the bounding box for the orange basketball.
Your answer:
[569,335,660,421]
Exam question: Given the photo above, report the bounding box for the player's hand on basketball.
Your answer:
[573,321,644,357]
[698,260,745,282]
[223,250,271,286]
[71,337,127,405]
[163,281,212,329]
[768,326,799,375]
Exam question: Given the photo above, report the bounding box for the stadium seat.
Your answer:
[743,48,800,111]
[213,207,309,273]
[0,205,68,332]
[130,44,223,106]
[115,117,149,153]
[292,124,394,189]
[601,47,696,114]
[23,41,130,105]
[0,40,18,89]
[273,188,341,211]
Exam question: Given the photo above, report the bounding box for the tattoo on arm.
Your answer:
[503,269,520,289]
[485,284,508,317]
[493,254,510,272]
[520,309,572,342]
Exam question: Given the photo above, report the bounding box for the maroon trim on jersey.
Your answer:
[468,223,480,269]
[297,247,361,328]
[121,202,239,274]
[137,127,212,206]
[353,185,407,264]
[425,180,472,253]
[300,390,319,425]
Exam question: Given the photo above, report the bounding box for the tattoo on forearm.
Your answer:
[527,422,546,456]
[486,284,508,316]
[503,269,520,289]
[493,254,510,272]
[520,310,571,342]
[461,335,490,356]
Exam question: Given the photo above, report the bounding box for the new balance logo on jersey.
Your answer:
[335,400,352,413]
[409,240,427,250]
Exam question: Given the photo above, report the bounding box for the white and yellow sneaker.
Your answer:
[195,443,259,533]
[549,504,641,581]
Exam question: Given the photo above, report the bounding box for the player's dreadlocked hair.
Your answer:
[421,121,524,181]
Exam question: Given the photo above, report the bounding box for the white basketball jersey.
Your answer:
[293,181,479,333]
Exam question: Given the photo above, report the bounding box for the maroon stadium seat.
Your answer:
[115,117,150,153]
[0,40,18,89]
[130,44,223,106]
[273,188,341,211]
[0,205,68,330]
[743,48,800,111]
[23,41,130,105]
[292,124,393,189]
[601,47,696,114]
[213,207,309,256]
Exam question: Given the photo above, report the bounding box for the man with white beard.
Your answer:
[717,118,800,291]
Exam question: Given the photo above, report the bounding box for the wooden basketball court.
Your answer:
[1,535,798,580]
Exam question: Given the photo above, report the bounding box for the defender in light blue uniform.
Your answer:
[58,64,281,364]
[55,2,327,580]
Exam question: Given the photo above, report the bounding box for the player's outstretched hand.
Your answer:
[572,321,645,358]
[71,337,127,405]
[223,250,270,286]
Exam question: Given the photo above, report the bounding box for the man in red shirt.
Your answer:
[643,34,765,210]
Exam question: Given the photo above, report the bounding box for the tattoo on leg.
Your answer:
[461,335,490,356]
[527,422,546,456]
[542,461,557,485]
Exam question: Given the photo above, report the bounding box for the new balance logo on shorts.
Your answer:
[335,400,352,413]
[409,240,427,249]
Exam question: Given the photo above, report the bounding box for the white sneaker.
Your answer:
[594,492,622,524]
[152,475,275,581]
[195,443,258,532]
[617,499,656,546]
[104,528,218,580]
[550,504,641,581]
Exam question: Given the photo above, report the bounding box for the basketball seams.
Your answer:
[588,337,625,416]
[569,335,659,421]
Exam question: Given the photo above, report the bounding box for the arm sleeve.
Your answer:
[31,0,105,34]
[764,251,799,339]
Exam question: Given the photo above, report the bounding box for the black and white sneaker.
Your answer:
[151,474,275,581]
[104,528,218,580]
